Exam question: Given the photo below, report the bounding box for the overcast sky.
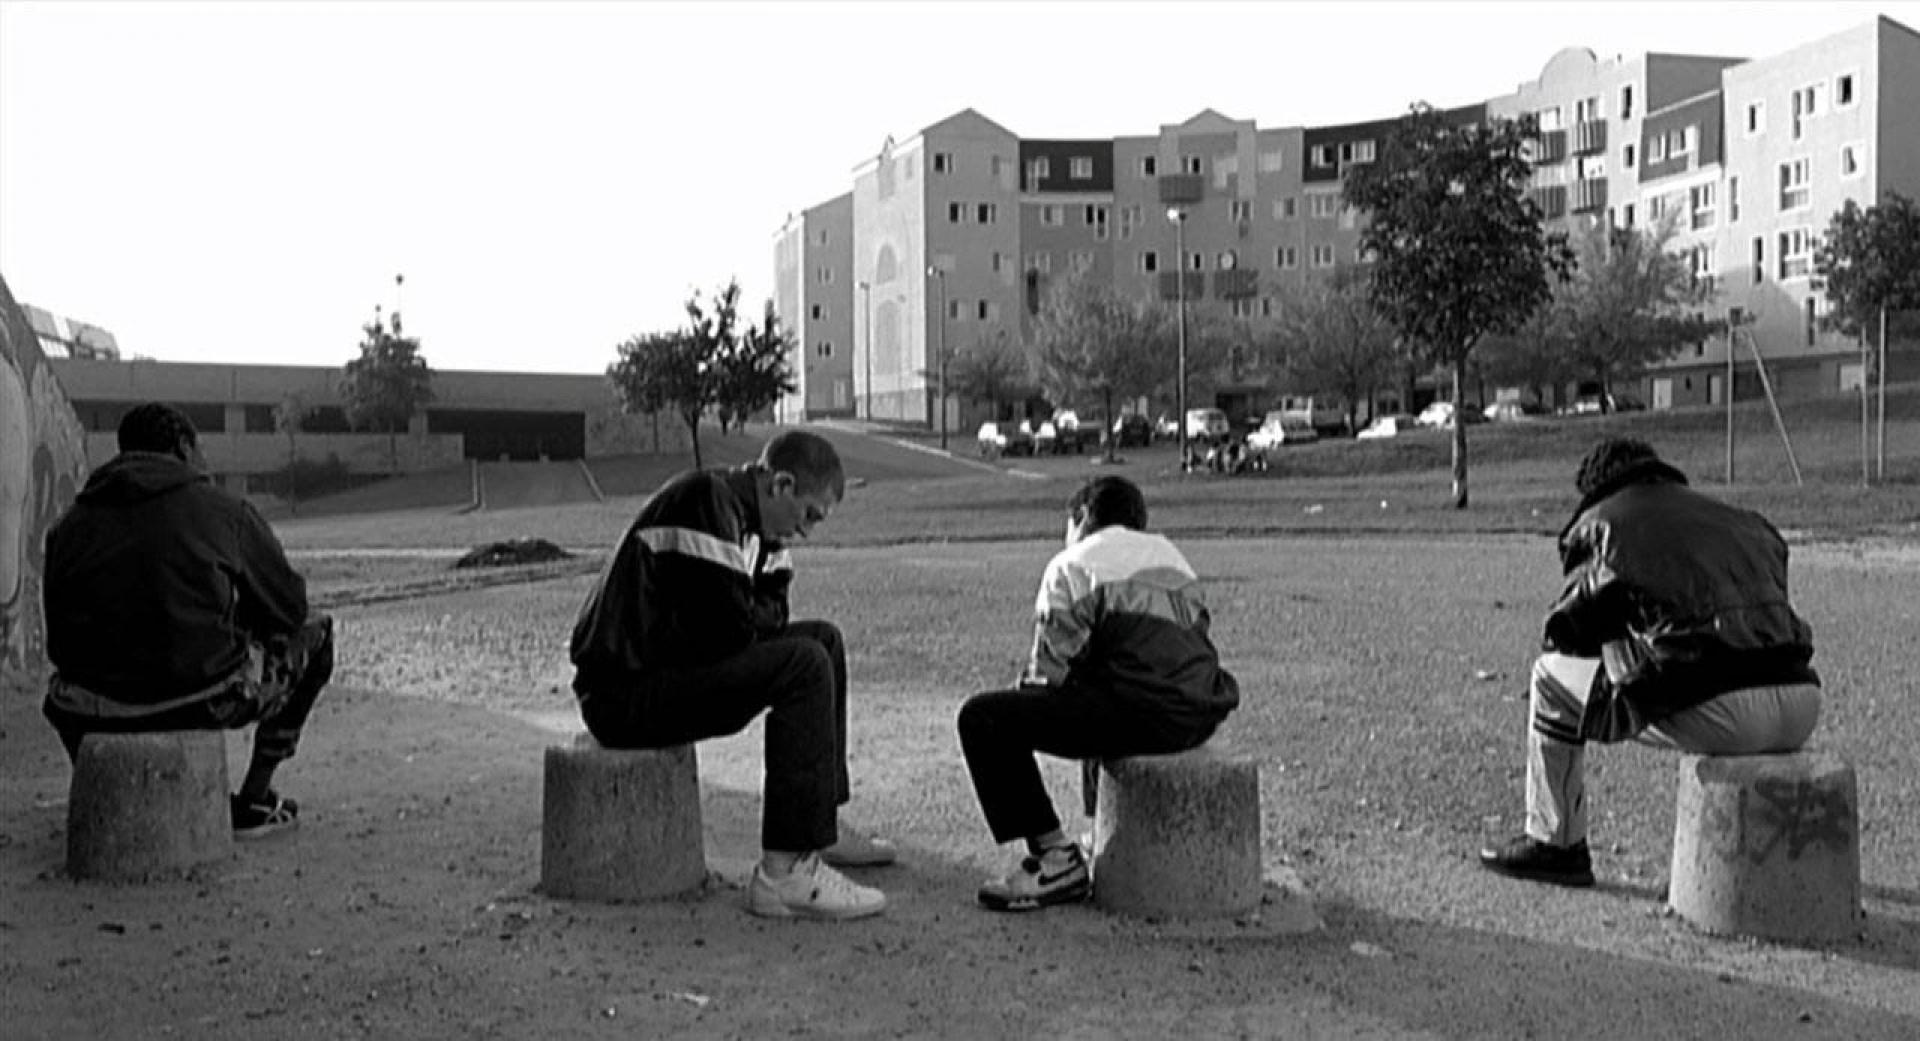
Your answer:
[3,1,1914,374]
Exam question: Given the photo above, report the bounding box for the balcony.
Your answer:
[1213,269,1259,300]
[1573,119,1607,155]
[1157,174,1204,205]
[1529,185,1568,220]
[1571,178,1608,214]
[1535,130,1568,164]
[1157,271,1206,301]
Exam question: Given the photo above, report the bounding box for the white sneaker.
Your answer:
[821,827,898,868]
[748,853,888,920]
[977,843,1091,912]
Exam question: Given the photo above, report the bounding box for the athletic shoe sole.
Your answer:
[977,876,1092,912]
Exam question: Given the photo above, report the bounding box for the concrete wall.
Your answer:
[1,273,90,681]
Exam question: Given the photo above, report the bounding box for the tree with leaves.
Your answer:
[1029,271,1175,461]
[339,313,433,473]
[946,329,1035,421]
[715,299,798,434]
[1539,218,1716,410]
[1815,191,1920,342]
[1343,103,1574,507]
[608,329,713,468]
[1271,265,1399,433]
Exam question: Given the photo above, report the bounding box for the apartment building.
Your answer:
[779,14,1919,427]
[773,193,855,421]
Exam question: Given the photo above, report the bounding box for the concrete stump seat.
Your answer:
[1669,751,1861,943]
[1091,744,1262,918]
[540,734,705,902]
[67,730,232,881]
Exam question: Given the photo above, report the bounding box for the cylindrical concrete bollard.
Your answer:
[1092,745,1261,918]
[1669,751,1860,943]
[540,735,705,902]
[67,730,232,881]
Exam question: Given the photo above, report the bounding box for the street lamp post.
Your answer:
[858,280,873,420]
[1168,208,1189,469]
[928,265,950,451]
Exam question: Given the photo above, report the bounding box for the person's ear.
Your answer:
[770,471,797,497]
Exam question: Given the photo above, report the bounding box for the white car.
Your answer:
[1357,413,1416,440]
[1184,408,1231,441]
[1246,411,1319,452]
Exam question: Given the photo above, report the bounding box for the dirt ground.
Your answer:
[3,535,1917,1040]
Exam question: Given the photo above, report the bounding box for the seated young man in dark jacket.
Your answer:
[569,430,892,921]
[43,403,334,838]
[1480,437,1821,887]
[957,475,1241,911]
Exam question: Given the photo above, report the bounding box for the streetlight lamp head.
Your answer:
[1167,207,1186,222]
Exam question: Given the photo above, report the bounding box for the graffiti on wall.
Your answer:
[0,273,89,680]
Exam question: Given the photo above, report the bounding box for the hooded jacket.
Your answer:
[1544,460,1818,724]
[569,465,792,698]
[44,452,310,716]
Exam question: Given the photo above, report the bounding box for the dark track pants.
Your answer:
[581,620,850,853]
[957,684,1216,844]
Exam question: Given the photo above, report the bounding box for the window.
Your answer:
[1275,246,1298,269]
[978,299,998,320]
[817,267,835,285]
[1623,143,1636,168]
[1620,84,1634,120]
[1084,205,1109,239]
[810,304,824,320]
[1261,297,1276,318]
[1805,297,1819,346]
[1669,126,1695,159]
[1338,205,1357,230]
[1258,151,1284,173]
[1309,244,1335,268]
[1212,154,1236,189]
[1778,158,1810,210]
[1229,298,1258,318]
[1275,197,1297,220]
[975,203,995,224]
[1139,251,1159,273]
[1622,203,1635,228]
[990,154,1012,188]
[1229,200,1252,222]
[1339,140,1376,163]
[1751,236,1765,284]
[1648,193,1667,222]
[1070,156,1093,179]
[1186,251,1204,272]
[1070,251,1094,273]
[947,299,962,320]
[1217,250,1238,270]
[1307,193,1340,218]
[1792,83,1823,118]
[1745,101,1764,135]
[1139,155,1157,178]
[933,152,952,174]
[1028,156,1051,181]
[1577,155,1607,180]
[1840,143,1863,179]
[1648,133,1668,163]
[1574,96,1602,122]
[816,342,834,358]
[1026,253,1052,274]
[1182,154,1203,175]
[1779,227,1814,280]
[990,252,1007,273]
[1729,175,1741,222]
[1536,106,1563,131]
[1690,243,1718,285]
[1836,73,1855,107]
[1689,182,1716,230]
[815,229,829,245]
[1039,204,1064,227]
[948,202,965,224]
[1309,144,1333,167]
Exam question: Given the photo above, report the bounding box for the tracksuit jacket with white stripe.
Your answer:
[1023,525,1239,731]
[570,465,792,696]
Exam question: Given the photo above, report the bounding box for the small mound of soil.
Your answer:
[453,538,573,570]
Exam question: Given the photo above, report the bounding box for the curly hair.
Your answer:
[1573,437,1665,499]
[1067,475,1148,532]
[117,402,199,456]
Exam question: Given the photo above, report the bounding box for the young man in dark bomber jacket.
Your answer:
[1480,437,1821,887]
[957,475,1240,911]
[43,402,333,838]
[570,430,893,920]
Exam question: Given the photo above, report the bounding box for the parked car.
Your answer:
[1246,411,1320,451]
[1482,401,1547,423]
[976,420,1034,458]
[1152,414,1181,440]
[1038,410,1096,454]
[1111,413,1154,448]
[1276,395,1348,436]
[1184,407,1231,442]
[1356,413,1417,440]
[1415,401,1485,428]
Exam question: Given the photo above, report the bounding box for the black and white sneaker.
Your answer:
[977,843,1091,912]
[232,791,300,840]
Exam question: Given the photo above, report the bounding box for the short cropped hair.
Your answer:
[760,430,845,498]
[1068,475,1148,533]
[1574,437,1682,499]
[118,402,198,456]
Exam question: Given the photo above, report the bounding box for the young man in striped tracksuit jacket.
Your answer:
[957,475,1241,911]
[569,430,893,920]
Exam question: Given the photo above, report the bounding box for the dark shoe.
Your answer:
[978,843,1091,912]
[1478,835,1594,887]
[232,791,300,840]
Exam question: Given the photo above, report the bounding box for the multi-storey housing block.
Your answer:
[773,193,854,421]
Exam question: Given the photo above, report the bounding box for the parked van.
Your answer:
[1277,395,1347,436]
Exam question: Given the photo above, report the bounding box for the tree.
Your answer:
[946,329,1035,420]
[1343,103,1574,507]
[1541,218,1717,409]
[339,313,433,473]
[607,330,713,468]
[272,392,311,515]
[1028,271,1174,460]
[1815,191,1920,341]
[1271,265,1399,432]
[715,299,798,434]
